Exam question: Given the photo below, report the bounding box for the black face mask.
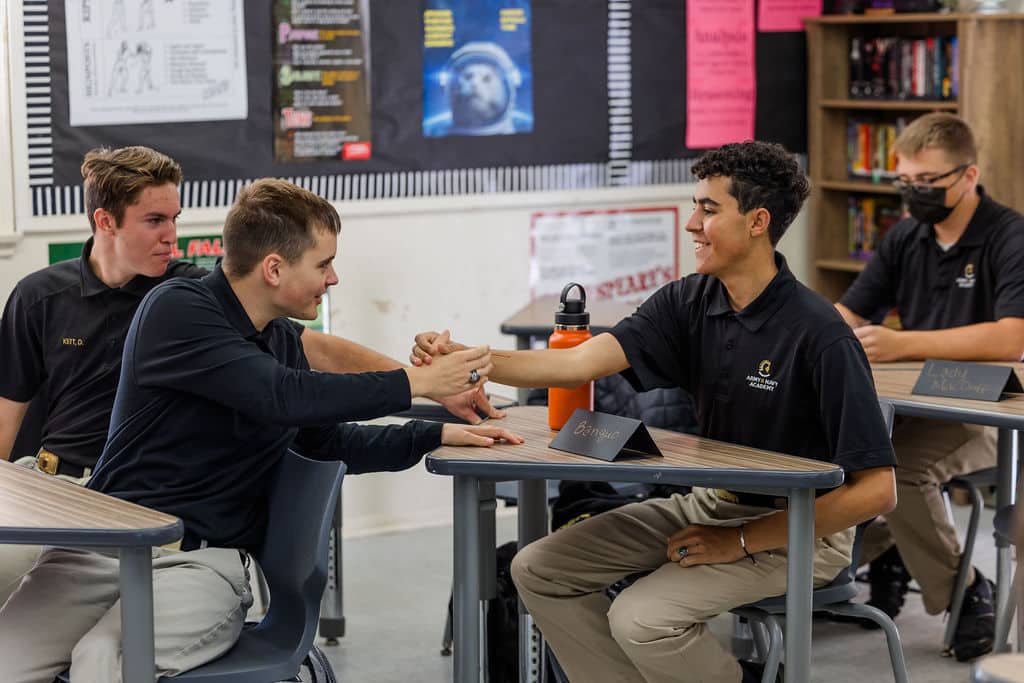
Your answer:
[899,167,969,225]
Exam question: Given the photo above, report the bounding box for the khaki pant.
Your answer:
[861,417,997,615]
[0,546,253,683]
[511,487,853,683]
[0,456,92,608]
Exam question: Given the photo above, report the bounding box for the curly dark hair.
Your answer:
[691,141,810,246]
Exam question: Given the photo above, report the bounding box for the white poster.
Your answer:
[530,208,679,305]
[65,0,248,127]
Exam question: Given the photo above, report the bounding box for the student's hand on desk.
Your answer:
[853,325,903,362]
[666,524,744,567]
[441,423,524,447]
[436,387,507,424]
[410,329,466,366]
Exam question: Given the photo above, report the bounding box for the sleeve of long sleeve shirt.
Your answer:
[128,281,412,426]
[292,420,444,474]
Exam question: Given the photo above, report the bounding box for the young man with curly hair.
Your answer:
[410,140,898,683]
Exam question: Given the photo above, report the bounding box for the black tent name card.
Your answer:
[911,360,1024,402]
[549,409,663,462]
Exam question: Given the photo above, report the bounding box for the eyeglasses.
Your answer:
[892,164,969,192]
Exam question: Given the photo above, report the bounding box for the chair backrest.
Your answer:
[251,450,346,667]
[845,398,896,578]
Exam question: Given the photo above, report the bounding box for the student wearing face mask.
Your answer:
[835,112,1024,661]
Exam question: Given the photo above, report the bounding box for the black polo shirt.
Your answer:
[610,253,895,476]
[0,238,206,467]
[87,266,442,551]
[840,188,1024,330]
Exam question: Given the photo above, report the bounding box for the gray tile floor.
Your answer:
[318,504,1006,683]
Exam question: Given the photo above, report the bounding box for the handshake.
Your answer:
[402,330,484,401]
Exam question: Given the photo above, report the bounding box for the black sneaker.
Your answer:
[739,659,782,683]
[949,569,995,662]
[863,546,911,627]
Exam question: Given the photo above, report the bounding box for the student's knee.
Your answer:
[607,589,697,651]
[510,541,545,594]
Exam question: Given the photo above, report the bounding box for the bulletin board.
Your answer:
[12,0,808,220]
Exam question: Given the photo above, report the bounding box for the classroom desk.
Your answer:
[499,296,637,404]
[872,362,1024,647]
[0,460,182,683]
[426,406,844,683]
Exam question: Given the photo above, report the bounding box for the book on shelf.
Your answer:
[849,36,957,100]
[846,118,907,181]
[847,195,902,260]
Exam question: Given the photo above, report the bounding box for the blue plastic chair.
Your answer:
[167,450,345,682]
[731,399,909,683]
[56,450,344,683]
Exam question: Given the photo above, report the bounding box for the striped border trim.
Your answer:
[27,158,819,216]
[607,0,631,186]
[23,0,54,189]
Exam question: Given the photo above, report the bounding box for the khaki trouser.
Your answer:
[0,546,253,683]
[861,417,997,615]
[0,456,93,608]
[511,487,853,683]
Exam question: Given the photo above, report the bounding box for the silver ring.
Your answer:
[468,370,481,384]
[677,546,688,559]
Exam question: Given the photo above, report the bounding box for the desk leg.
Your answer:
[119,546,155,683]
[515,335,531,406]
[455,475,482,683]
[995,429,1019,651]
[518,480,549,683]
[479,481,497,677]
[785,489,814,683]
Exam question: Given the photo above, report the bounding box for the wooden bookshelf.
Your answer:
[819,98,958,111]
[805,13,1024,302]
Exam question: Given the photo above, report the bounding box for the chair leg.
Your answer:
[441,587,454,656]
[944,479,984,651]
[827,602,909,683]
[758,615,784,683]
[750,620,771,663]
[995,566,1017,652]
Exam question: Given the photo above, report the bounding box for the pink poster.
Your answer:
[686,0,756,149]
[758,0,822,32]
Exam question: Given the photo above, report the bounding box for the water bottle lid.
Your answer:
[555,282,590,326]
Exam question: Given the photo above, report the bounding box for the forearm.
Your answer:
[895,322,1024,361]
[742,468,896,554]
[301,329,404,373]
[0,397,30,462]
[489,347,595,389]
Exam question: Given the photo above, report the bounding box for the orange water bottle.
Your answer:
[548,283,594,429]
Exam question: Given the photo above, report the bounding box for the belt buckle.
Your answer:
[36,450,59,476]
[714,488,740,504]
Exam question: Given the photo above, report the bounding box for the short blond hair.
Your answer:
[223,179,341,277]
[894,113,977,167]
[81,146,182,233]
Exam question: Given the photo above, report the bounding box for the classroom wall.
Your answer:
[0,187,810,537]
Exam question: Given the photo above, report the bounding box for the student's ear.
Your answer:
[261,253,285,287]
[93,208,117,234]
[964,163,980,189]
[748,207,771,239]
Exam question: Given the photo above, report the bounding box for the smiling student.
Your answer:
[0,178,522,682]
[411,140,897,683]
[0,146,500,605]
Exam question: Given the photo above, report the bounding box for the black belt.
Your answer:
[36,449,90,478]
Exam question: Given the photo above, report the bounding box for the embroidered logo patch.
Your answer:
[748,359,779,392]
[956,262,976,289]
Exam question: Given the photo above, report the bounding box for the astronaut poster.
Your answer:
[64,0,248,127]
[422,0,533,138]
[272,0,373,162]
